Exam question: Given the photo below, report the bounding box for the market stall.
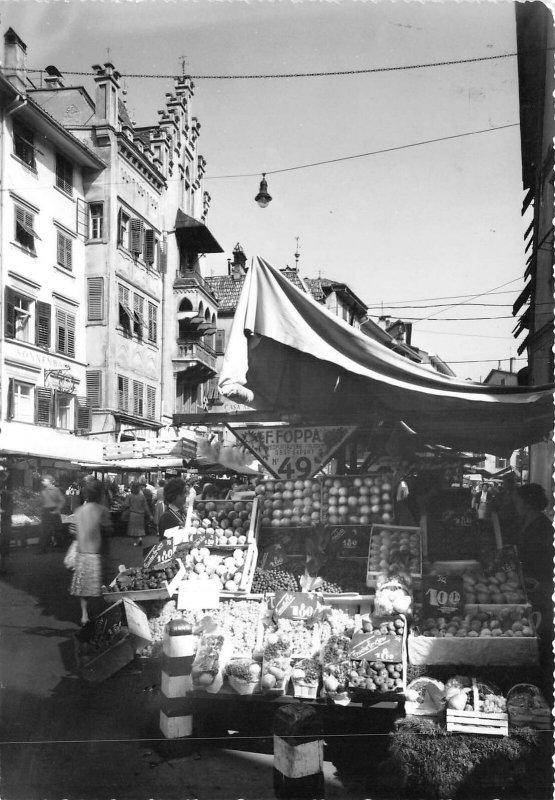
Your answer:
[84,257,553,799]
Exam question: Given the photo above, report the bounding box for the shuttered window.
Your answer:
[86,370,102,408]
[215,329,226,354]
[55,309,76,358]
[55,153,73,195]
[56,230,73,271]
[14,204,39,251]
[13,123,36,169]
[146,386,156,420]
[35,301,51,349]
[132,380,144,416]
[5,288,15,339]
[118,284,132,332]
[129,218,144,254]
[87,277,104,321]
[34,387,53,426]
[147,302,157,343]
[117,375,129,412]
[158,238,167,273]
[143,229,155,264]
[117,209,129,247]
[74,396,92,432]
[133,294,145,338]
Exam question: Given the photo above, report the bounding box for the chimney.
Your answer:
[230,243,247,280]
[92,62,121,128]
[3,28,27,93]
[378,315,391,331]
[44,65,64,89]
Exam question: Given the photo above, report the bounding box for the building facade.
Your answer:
[0,30,105,480]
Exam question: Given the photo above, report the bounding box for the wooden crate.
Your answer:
[446,709,508,736]
[446,679,508,736]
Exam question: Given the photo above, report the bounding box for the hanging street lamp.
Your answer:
[255,173,272,208]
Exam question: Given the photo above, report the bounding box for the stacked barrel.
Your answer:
[159,619,195,739]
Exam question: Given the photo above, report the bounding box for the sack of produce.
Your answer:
[291,657,321,698]
[507,683,551,729]
[225,658,262,695]
[191,632,231,693]
[320,633,351,705]
[374,574,412,616]
[261,630,292,694]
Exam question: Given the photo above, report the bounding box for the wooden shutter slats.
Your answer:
[87,277,104,321]
[129,218,144,254]
[75,396,92,432]
[144,229,155,263]
[35,301,51,349]
[35,387,53,426]
[86,371,102,408]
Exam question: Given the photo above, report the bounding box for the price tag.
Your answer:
[189,530,215,548]
[259,544,287,571]
[423,574,463,618]
[327,525,369,557]
[274,590,319,620]
[349,632,402,662]
[143,540,174,569]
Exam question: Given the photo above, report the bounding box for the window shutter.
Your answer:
[6,378,14,420]
[148,302,157,343]
[35,301,51,349]
[34,387,53,426]
[144,229,155,263]
[129,218,144,254]
[56,308,65,353]
[75,396,92,432]
[158,238,167,273]
[117,208,123,246]
[87,277,104,321]
[146,386,156,419]
[56,154,73,194]
[5,288,15,339]
[66,313,75,358]
[118,375,129,412]
[65,236,72,270]
[56,231,65,266]
[133,380,143,416]
[215,329,226,354]
[76,198,88,239]
[86,370,102,408]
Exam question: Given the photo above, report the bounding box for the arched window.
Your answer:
[204,308,211,321]
[179,297,193,313]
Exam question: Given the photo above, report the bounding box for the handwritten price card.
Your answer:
[349,632,402,662]
[326,525,370,558]
[273,590,319,621]
[143,540,174,569]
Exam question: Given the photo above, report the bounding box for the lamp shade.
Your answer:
[255,173,272,208]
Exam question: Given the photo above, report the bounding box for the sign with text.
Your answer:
[259,544,287,572]
[143,540,174,569]
[349,632,402,662]
[423,574,464,619]
[273,590,319,621]
[327,525,370,558]
[231,425,357,479]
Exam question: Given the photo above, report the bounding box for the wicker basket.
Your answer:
[292,680,319,699]
[404,677,446,717]
[507,683,551,729]
[228,675,261,695]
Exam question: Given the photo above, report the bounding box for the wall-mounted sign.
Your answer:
[231,425,357,479]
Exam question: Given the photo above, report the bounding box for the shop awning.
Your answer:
[174,209,223,254]
[0,422,103,463]
[219,257,554,456]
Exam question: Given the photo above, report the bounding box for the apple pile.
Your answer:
[461,567,526,605]
[190,500,252,546]
[348,660,404,693]
[367,527,421,577]
[414,607,536,638]
[321,475,394,526]
[182,546,249,593]
[255,479,322,528]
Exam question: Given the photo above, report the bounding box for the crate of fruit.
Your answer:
[367,524,422,587]
[507,683,552,730]
[446,678,508,736]
[186,497,259,546]
[408,607,540,665]
[255,478,322,529]
[291,657,321,698]
[347,614,407,705]
[178,543,258,595]
[321,474,394,527]
[102,559,185,601]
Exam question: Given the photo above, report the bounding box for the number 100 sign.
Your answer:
[422,575,463,618]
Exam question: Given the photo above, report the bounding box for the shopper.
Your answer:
[0,473,13,574]
[153,479,166,528]
[38,475,65,553]
[70,479,112,626]
[201,482,219,500]
[158,478,187,539]
[121,481,152,547]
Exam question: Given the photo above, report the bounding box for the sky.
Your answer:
[1,0,533,381]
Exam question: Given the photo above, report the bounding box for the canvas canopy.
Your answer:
[219,257,553,456]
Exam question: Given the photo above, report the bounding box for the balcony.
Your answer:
[173,339,217,380]
[173,269,218,302]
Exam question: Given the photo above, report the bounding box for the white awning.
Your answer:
[0,422,103,463]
